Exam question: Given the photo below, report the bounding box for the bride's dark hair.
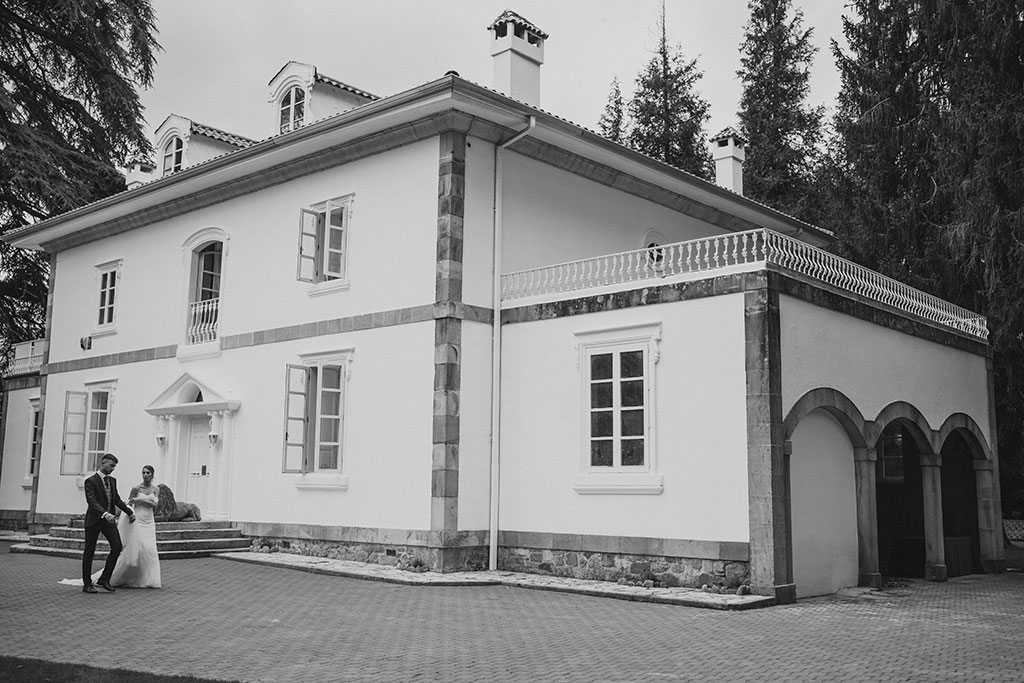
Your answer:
[143,465,154,476]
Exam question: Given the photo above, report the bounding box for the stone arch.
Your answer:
[867,401,935,454]
[936,413,991,461]
[784,387,868,449]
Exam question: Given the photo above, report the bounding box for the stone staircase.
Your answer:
[10,519,250,560]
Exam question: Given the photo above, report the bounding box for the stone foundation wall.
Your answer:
[498,546,750,589]
[249,536,488,573]
[0,509,28,531]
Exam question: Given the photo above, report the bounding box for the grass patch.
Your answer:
[0,656,237,682]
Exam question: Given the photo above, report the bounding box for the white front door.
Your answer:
[184,416,213,516]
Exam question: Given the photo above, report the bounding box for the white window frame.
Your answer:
[22,397,41,488]
[279,85,306,134]
[296,194,353,295]
[94,259,122,336]
[61,380,116,476]
[282,350,353,489]
[573,322,663,495]
[162,136,183,175]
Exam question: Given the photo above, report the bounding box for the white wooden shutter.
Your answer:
[296,209,319,283]
[283,365,310,472]
[61,391,87,475]
[323,201,346,280]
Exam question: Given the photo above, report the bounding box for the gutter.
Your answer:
[489,115,535,571]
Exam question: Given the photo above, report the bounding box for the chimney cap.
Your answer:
[710,126,747,145]
[488,10,549,39]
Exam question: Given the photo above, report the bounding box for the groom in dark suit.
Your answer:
[82,453,135,593]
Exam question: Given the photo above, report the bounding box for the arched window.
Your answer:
[187,242,223,345]
[279,86,305,134]
[162,137,183,175]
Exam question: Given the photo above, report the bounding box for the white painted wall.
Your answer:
[457,321,494,530]
[47,138,439,365]
[499,294,750,542]
[186,135,246,167]
[461,138,497,310]
[0,384,39,512]
[790,409,858,597]
[500,152,730,273]
[780,296,991,434]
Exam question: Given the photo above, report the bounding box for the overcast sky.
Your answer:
[138,0,848,145]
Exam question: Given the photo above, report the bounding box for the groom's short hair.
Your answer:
[101,453,118,464]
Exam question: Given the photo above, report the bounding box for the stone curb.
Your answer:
[213,551,774,610]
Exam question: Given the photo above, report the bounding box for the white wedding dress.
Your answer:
[60,486,162,588]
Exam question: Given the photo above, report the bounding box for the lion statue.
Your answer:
[154,484,202,522]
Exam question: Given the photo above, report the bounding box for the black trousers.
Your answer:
[81,520,122,585]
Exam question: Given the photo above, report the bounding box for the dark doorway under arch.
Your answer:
[876,423,926,577]
[940,431,981,576]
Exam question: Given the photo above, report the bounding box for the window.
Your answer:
[24,398,41,486]
[283,354,351,478]
[574,323,662,495]
[878,425,906,482]
[95,260,121,330]
[296,194,353,286]
[187,242,222,345]
[279,86,305,134]
[162,137,183,175]
[61,385,114,475]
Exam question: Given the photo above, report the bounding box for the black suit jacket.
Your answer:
[83,473,132,528]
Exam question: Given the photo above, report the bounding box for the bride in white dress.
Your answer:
[110,464,162,588]
[62,464,162,588]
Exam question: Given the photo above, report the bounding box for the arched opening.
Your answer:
[876,421,927,577]
[790,408,858,597]
[940,431,981,576]
[187,241,223,345]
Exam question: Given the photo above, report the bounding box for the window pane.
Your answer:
[621,380,643,407]
[318,445,338,470]
[320,417,339,443]
[329,206,344,229]
[620,350,644,378]
[91,393,108,410]
[591,353,612,380]
[294,100,304,123]
[591,411,612,438]
[320,391,340,417]
[590,382,612,409]
[321,366,342,389]
[591,440,612,467]
[328,226,344,250]
[294,88,305,103]
[621,409,644,436]
[621,439,644,466]
[883,456,904,479]
[327,251,343,274]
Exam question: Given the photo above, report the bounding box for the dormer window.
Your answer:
[162,137,183,175]
[280,86,305,134]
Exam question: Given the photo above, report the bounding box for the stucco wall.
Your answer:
[46,138,439,364]
[499,152,730,274]
[498,293,750,543]
[779,296,990,435]
[790,409,858,597]
[457,320,494,530]
[34,320,437,530]
[0,384,39,512]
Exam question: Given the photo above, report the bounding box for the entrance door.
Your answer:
[184,416,213,515]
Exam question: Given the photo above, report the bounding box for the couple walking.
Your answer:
[78,453,161,592]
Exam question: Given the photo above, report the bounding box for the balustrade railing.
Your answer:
[188,298,220,345]
[501,229,988,340]
[5,339,47,375]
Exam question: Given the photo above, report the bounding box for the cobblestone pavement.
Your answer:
[2,539,1023,683]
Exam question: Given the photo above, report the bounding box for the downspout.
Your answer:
[489,116,535,570]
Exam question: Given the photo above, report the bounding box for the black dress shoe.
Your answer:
[82,584,98,593]
[97,579,115,592]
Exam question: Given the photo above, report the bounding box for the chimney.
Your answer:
[488,10,547,107]
[710,127,746,195]
[124,156,156,190]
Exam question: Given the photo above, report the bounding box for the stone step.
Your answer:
[48,526,244,541]
[65,519,233,531]
[10,542,238,561]
[26,534,251,555]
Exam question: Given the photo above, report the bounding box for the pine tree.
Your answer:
[627,4,712,178]
[0,0,159,369]
[598,77,626,143]
[737,0,823,222]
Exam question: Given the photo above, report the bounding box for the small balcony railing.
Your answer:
[501,228,989,340]
[187,298,220,345]
[6,339,47,375]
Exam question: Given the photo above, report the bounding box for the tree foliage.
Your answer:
[598,77,626,144]
[737,0,823,222]
[627,5,712,178]
[0,0,158,366]
[829,0,1024,514]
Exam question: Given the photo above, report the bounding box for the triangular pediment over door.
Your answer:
[144,372,240,417]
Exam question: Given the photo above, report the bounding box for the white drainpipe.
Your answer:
[489,116,536,570]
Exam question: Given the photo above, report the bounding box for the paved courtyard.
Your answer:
[2,539,1023,682]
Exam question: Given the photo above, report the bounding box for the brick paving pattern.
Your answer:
[2,539,1023,682]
